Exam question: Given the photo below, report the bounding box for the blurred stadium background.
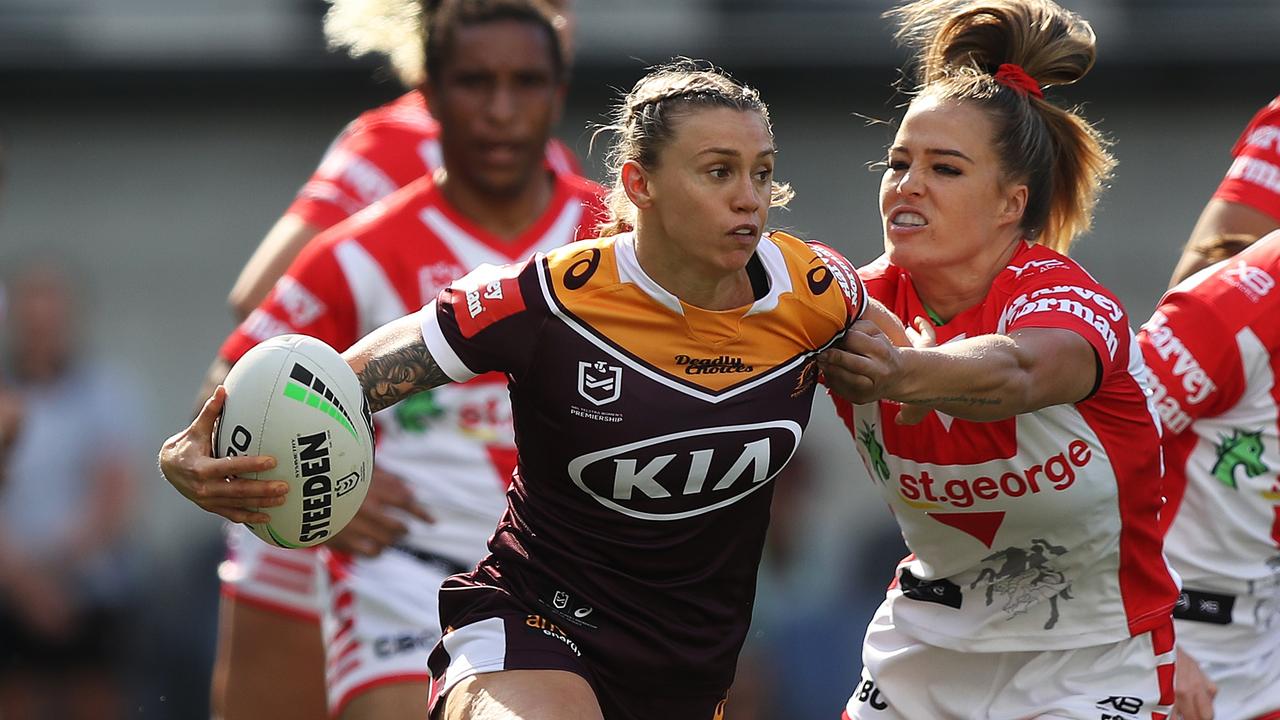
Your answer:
[0,0,1277,717]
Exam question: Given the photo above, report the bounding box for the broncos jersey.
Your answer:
[1139,232,1280,663]
[418,230,865,690]
[832,241,1178,653]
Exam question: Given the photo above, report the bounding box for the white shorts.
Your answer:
[844,601,1175,720]
[320,545,463,717]
[219,522,325,621]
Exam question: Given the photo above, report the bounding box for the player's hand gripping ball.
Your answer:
[215,335,375,548]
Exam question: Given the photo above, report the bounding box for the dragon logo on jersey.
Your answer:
[393,390,446,433]
[1212,429,1267,489]
[578,361,622,406]
[970,538,1074,630]
[856,422,890,483]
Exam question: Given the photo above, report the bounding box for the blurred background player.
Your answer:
[211,1,583,718]
[1168,94,1280,287]
[210,1,603,718]
[0,262,143,720]
[225,0,579,319]
[821,1,1178,717]
[1142,229,1280,720]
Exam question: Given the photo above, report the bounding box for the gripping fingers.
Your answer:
[818,348,879,378]
[194,454,278,484]
[194,385,228,431]
[193,475,288,501]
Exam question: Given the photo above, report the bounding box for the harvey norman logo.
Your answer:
[999,284,1122,360]
[567,421,801,520]
[1140,310,1216,434]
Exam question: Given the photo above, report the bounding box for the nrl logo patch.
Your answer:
[578,361,622,406]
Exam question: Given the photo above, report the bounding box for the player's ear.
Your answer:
[621,160,654,210]
[998,182,1028,227]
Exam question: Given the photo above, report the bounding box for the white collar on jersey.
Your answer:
[613,232,790,317]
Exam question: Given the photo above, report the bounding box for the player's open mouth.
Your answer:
[729,224,758,237]
[890,210,928,228]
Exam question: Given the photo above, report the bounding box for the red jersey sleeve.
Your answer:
[1000,273,1130,380]
[1212,96,1280,223]
[219,235,360,364]
[1137,294,1244,435]
[418,257,542,383]
[286,120,439,231]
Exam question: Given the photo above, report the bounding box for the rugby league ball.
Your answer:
[215,334,374,548]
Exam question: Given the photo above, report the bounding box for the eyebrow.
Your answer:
[697,147,777,159]
[890,145,974,163]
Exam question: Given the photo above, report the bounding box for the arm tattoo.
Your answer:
[911,396,1002,407]
[357,343,452,413]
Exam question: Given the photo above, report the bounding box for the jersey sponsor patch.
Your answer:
[566,420,801,520]
[1008,258,1067,279]
[808,240,866,323]
[316,147,397,205]
[1222,258,1276,302]
[1000,283,1124,360]
[443,262,527,339]
[1225,156,1280,200]
[1244,122,1280,154]
[1139,310,1217,405]
[275,275,327,327]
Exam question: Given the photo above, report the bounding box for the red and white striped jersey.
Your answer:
[1138,231,1280,662]
[286,91,582,231]
[832,241,1178,652]
[1213,95,1280,222]
[223,171,607,565]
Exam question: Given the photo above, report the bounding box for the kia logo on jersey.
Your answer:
[577,361,622,406]
[566,421,801,520]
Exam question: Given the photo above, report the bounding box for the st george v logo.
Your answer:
[578,361,622,406]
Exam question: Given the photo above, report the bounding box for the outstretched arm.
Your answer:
[819,319,1097,423]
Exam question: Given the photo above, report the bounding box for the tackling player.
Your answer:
[821,1,1179,717]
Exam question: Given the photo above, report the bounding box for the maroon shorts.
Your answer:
[426,581,727,720]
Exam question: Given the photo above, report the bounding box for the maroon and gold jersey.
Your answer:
[417,230,865,691]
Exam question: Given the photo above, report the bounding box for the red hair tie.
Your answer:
[994,63,1043,99]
